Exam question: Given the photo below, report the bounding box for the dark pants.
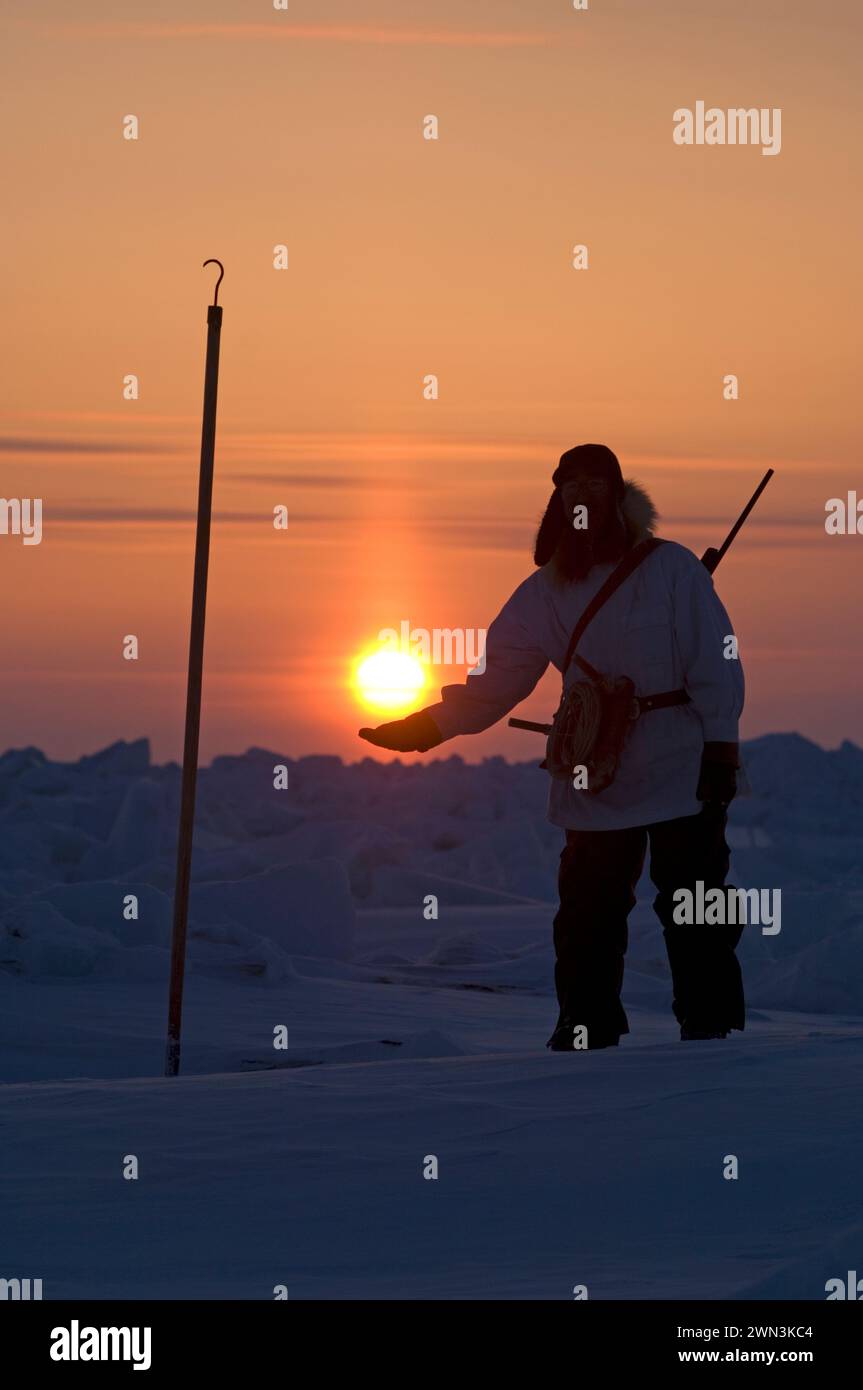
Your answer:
[553,804,745,1041]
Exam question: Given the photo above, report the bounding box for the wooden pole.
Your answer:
[165,261,224,1078]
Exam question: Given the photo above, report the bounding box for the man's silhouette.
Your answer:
[360,445,745,1050]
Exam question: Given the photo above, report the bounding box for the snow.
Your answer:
[1,733,861,1299]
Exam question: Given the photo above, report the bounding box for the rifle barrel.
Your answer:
[714,467,774,565]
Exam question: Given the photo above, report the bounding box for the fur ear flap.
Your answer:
[534,491,565,565]
[620,480,658,541]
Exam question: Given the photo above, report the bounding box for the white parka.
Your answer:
[425,482,744,831]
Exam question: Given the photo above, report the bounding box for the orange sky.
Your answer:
[2,0,861,762]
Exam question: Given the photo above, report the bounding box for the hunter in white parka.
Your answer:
[359,444,747,1050]
[424,478,744,831]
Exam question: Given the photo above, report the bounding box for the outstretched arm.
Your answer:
[358,584,549,753]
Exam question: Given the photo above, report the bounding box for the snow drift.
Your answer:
[1,733,860,1006]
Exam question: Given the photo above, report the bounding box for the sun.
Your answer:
[352,648,427,715]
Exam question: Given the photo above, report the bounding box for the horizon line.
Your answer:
[3,728,858,771]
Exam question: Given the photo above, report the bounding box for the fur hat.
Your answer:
[552,443,625,500]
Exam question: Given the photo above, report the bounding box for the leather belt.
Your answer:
[509,688,691,738]
[631,688,690,719]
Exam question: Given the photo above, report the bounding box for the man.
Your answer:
[359,444,745,1051]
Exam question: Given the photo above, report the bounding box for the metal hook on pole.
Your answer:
[203,258,225,307]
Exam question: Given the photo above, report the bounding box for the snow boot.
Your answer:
[546,1016,620,1051]
[680,1024,729,1041]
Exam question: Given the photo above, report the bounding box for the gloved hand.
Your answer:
[358,710,444,753]
[696,741,739,804]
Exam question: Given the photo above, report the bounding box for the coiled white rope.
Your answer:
[549,682,604,769]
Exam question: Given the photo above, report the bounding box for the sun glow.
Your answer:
[352,648,427,715]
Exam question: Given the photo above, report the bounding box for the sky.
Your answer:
[1,0,861,763]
